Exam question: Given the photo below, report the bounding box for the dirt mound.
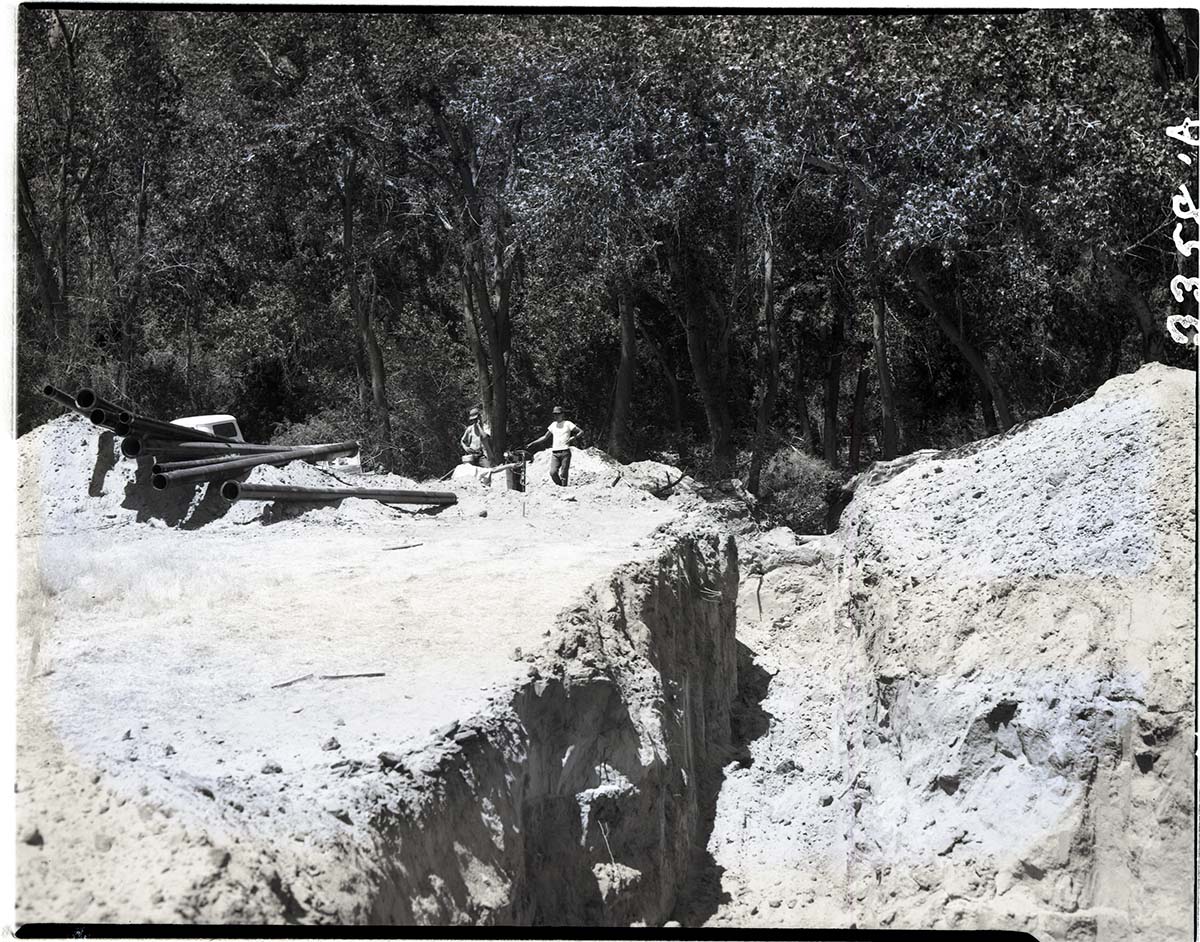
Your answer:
[524,446,698,495]
[17,418,716,539]
[17,414,452,534]
[681,362,1195,940]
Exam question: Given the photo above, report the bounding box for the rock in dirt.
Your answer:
[260,761,282,775]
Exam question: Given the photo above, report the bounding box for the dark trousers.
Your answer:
[550,449,571,486]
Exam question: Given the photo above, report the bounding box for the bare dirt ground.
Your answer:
[15,423,695,923]
[16,362,1193,935]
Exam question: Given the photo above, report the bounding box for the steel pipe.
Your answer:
[122,414,236,444]
[153,451,306,473]
[89,408,124,431]
[151,440,359,490]
[41,384,90,416]
[221,481,457,506]
[122,437,299,459]
[74,387,125,416]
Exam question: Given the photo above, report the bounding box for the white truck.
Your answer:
[170,413,245,442]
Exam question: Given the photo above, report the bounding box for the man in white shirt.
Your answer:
[526,406,583,486]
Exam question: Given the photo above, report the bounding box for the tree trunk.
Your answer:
[17,160,66,331]
[669,247,734,475]
[977,380,999,435]
[795,368,820,456]
[748,221,778,495]
[1147,11,1186,89]
[639,322,685,460]
[908,259,1015,430]
[342,149,394,470]
[352,338,369,412]
[848,364,870,472]
[1099,252,1164,364]
[1184,9,1199,81]
[872,289,900,459]
[824,277,847,468]
[119,158,150,398]
[428,97,515,458]
[608,277,637,461]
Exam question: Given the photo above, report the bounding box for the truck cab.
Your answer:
[170,414,245,442]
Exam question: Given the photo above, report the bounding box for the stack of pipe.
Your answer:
[40,382,357,486]
[38,382,456,507]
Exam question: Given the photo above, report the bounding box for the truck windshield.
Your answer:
[211,422,239,439]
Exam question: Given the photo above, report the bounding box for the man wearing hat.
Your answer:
[460,406,492,467]
[526,406,583,486]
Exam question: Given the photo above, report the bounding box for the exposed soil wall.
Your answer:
[359,526,738,926]
[681,363,1195,941]
[834,364,1195,940]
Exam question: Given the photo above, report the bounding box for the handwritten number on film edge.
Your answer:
[1166,118,1200,346]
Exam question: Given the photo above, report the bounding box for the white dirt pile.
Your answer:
[677,363,1195,941]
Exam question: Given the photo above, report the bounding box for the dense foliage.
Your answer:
[17,11,1197,482]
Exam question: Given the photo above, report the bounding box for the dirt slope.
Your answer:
[678,363,1195,940]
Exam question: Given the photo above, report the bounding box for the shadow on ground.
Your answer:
[670,639,773,926]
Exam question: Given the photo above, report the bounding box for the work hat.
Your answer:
[552,405,564,415]
[468,406,481,418]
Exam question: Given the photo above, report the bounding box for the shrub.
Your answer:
[757,445,847,534]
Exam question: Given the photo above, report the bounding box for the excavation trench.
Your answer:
[328,527,742,926]
[17,365,1193,935]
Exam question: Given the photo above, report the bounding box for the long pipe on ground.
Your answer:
[121,437,301,459]
[152,440,359,490]
[120,413,236,444]
[221,481,458,506]
[41,384,90,416]
[153,451,307,473]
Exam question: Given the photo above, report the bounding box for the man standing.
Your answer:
[460,407,491,467]
[527,406,583,486]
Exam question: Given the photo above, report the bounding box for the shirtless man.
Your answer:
[460,407,491,466]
